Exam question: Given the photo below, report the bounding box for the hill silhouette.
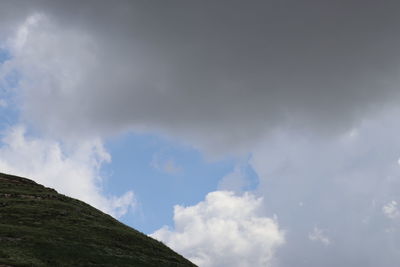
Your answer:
[0,172,196,267]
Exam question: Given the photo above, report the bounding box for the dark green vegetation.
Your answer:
[0,173,196,267]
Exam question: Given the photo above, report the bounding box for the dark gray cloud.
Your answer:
[2,1,400,153]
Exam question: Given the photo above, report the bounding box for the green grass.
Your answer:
[0,173,196,267]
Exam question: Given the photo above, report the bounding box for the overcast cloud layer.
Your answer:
[2,1,400,153]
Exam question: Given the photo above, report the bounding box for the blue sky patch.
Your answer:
[102,133,236,233]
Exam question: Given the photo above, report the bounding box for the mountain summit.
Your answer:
[0,172,195,266]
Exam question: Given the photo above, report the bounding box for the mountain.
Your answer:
[0,172,196,267]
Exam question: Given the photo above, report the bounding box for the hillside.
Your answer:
[0,172,196,267]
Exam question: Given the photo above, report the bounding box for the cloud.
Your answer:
[383,201,400,219]
[1,12,100,140]
[308,227,330,246]
[151,191,284,267]
[0,125,135,218]
[108,191,137,219]
[249,109,400,266]
[150,152,183,175]
[218,165,251,193]
[1,2,400,154]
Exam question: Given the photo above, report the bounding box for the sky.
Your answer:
[0,1,400,266]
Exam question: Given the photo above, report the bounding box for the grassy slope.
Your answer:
[0,173,196,267]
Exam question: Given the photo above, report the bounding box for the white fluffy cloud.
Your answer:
[0,125,135,218]
[151,191,284,267]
